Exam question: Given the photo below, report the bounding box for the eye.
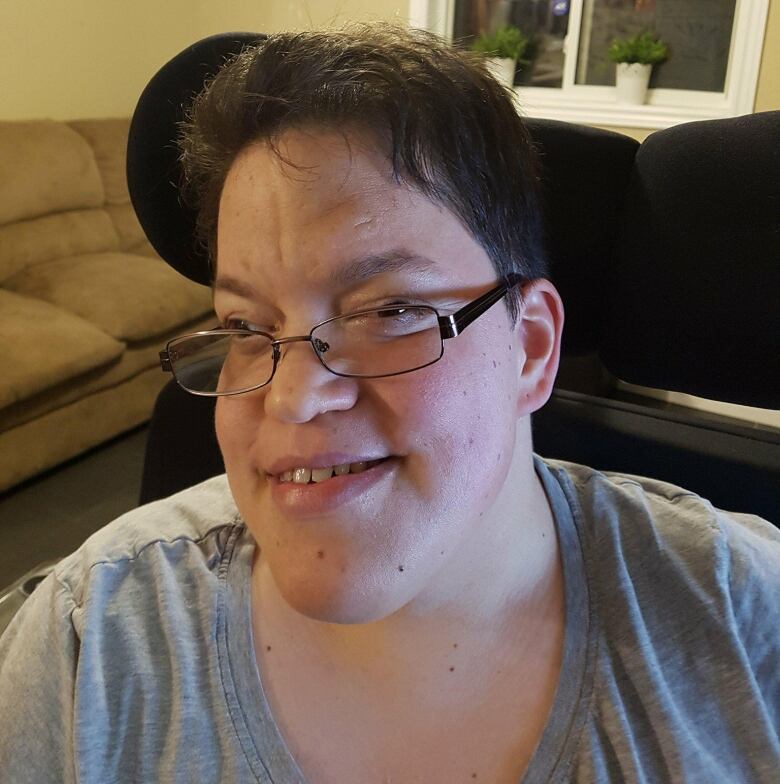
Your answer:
[222,318,271,333]
[374,298,429,312]
[377,304,412,318]
[340,303,438,338]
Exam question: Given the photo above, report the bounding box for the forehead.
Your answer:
[220,126,403,220]
[215,127,494,300]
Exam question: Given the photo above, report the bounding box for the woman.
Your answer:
[1,24,778,784]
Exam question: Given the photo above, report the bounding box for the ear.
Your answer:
[514,279,565,416]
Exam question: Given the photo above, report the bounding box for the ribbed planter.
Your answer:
[615,62,653,104]
[487,57,517,88]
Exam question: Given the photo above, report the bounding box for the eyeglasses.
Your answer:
[160,275,523,396]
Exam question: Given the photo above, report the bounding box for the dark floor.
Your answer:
[0,426,149,586]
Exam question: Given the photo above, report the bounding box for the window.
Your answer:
[409,0,770,128]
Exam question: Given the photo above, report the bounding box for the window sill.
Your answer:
[511,89,743,130]
[616,381,780,429]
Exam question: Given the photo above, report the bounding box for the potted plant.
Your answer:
[471,24,530,88]
[608,31,668,104]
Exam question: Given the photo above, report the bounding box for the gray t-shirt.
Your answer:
[1,456,778,783]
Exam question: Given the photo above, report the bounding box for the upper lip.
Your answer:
[265,453,392,476]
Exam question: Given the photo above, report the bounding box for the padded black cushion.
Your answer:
[139,381,222,506]
[602,111,780,409]
[525,119,639,356]
[127,32,266,285]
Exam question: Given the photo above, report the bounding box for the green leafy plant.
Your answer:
[471,24,530,62]
[608,32,668,65]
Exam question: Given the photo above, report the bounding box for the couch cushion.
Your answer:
[0,313,215,433]
[0,120,104,226]
[5,252,213,342]
[105,203,148,252]
[69,119,131,206]
[0,209,119,283]
[0,290,124,412]
[128,238,161,258]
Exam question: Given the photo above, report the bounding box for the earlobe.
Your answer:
[515,279,565,416]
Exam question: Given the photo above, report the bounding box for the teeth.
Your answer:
[279,459,384,484]
[311,467,334,483]
[292,467,311,484]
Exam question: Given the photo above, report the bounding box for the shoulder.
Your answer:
[540,456,779,566]
[541,457,780,670]
[53,473,243,606]
[538,456,780,636]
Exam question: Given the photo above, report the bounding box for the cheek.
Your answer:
[392,331,519,498]
[215,396,258,476]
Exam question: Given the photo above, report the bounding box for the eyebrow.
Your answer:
[332,251,439,287]
[213,251,439,299]
[212,276,259,300]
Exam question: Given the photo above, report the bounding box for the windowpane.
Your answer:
[576,0,737,91]
[453,0,571,88]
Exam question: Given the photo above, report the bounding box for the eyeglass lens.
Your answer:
[169,306,444,394]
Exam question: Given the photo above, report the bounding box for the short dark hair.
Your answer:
[179,23,547,320]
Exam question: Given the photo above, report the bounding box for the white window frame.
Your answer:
[409,0,769,129]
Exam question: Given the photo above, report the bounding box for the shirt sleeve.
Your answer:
[0,570,80,784]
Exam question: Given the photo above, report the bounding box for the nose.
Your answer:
[263,337,358,423]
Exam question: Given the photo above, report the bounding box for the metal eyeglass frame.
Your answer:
[160,274,525,396]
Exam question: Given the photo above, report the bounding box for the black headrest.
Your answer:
[525,119,639,355]
[127,32,266,284]
[602,111,780,409]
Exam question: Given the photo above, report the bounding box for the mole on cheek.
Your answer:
[317,550,325,559]
[398,565,404,572]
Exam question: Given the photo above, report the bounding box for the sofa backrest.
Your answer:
[68,119,153,256]
[0,118,156,286]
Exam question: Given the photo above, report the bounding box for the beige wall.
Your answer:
[1,0,777,122]
[755,0,780,113]
[0,1,408,121]
[201,0,406,35]
[0,0,198,121]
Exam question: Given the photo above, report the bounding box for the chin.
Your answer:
[272,560,414,625]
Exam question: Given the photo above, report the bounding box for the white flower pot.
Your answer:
[615,62,653,104]
[487,57,516,88]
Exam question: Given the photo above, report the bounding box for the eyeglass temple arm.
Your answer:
[438,274,524,339]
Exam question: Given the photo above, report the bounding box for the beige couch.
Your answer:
[0,118,214,492]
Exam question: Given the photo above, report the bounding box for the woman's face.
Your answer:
[213,128,535,625]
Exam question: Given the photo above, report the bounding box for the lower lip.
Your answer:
[268,458,397,517]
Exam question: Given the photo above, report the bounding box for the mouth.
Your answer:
[268,456,396,517]
[272,457,390,486]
